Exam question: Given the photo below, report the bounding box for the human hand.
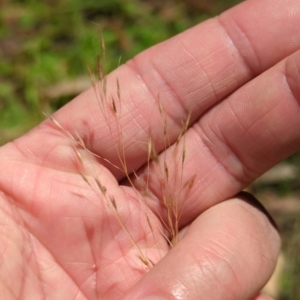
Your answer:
[1,0,300,299]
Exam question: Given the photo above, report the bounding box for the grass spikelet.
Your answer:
[74,131,86,149]
[164,160,169,182]
[136,254,156,268]
[157,93,163,116]
[79,171,90,186]
[184,174,196,191]
[102,76,107,99]
[95,177,107,195]
[111,96,117,114]
[43,112,74,140]
[117,77,121,100]
[110,195,117,211]
[74,146,84,165]
[185,111,191,132]
[96,54,104,81]
[149,137,159,164]
[182,146,186,165]
[163,118,167,137]
[146,214,153,232]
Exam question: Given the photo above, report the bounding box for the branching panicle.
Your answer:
[45,37,196,270]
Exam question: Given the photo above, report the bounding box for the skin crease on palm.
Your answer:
[1,0,300,298]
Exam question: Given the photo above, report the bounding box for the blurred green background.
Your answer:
[0,0,299,299]
[0,0,243,143]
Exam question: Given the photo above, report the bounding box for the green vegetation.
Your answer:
[0,0,239,143]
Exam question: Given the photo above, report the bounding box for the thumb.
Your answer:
[122,193,280,300]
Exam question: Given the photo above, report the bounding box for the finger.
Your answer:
[139,49,300,226]
[12,0,300,178]
[121,193,280,300]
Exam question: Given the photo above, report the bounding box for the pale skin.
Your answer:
[1,0,300,299]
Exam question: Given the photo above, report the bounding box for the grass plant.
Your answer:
[44,36,197,270]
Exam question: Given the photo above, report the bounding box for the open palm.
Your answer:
[1,0,300,299]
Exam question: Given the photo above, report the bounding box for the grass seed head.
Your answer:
[47,36,196,273]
